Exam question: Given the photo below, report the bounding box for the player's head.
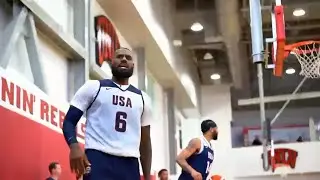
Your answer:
[201,119,218,140]
[111,47,134,79]
[158,169,169,180]
[48,162,62,176]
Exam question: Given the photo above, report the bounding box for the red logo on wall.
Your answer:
[267,148,298,172]
[94,15,120,67]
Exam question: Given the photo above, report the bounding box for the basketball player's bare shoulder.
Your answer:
[176,138,202,164]
[186,138,202,152]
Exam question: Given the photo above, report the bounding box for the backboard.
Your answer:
[265,0,286,77]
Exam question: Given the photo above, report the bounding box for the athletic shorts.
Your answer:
[83,149,140,180]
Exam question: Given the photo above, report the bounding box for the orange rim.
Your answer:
[284,40,320,56]
[274,40,320,77]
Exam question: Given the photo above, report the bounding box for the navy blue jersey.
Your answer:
[178,137,214,180]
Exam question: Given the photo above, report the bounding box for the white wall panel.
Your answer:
[36,0,70,32]
[37,33,68,101]
[147,72,170,172]
[7,35,34,83]
[181,118,201,148]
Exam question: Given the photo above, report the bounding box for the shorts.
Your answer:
[178,172,207,180]
[83,149,140,180]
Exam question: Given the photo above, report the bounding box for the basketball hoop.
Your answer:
[266,0,320,78]
[284,41,320,78]
[273,164,290,179]
[270,41,320,125]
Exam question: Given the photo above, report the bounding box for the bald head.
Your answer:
[110,47,134,79]
[114,47,132,57]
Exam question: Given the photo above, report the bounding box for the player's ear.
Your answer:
[212,127,218,133]
[210,128,214,133]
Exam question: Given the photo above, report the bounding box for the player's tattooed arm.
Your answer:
[140,125,152,180]
[176,138,201,174]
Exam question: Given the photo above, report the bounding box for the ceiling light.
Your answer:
[285,68,295,74]
[173,40,182,47]
[190,22,203,32]
[203,52,213,60]
[293,8,305,17]
[210,73,221,80]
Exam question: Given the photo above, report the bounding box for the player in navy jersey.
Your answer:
[176,120,218,180]
[62,47,152,180]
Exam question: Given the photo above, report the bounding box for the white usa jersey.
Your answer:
[70,79,153,158]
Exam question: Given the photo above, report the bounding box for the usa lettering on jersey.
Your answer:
[112,95,132,108]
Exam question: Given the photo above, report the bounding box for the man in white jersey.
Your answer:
[62,48,152,180]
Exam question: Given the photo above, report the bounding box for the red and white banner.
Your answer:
[0,69,156,180]
[0,70,85,180]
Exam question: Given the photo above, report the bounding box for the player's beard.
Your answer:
[111,65,134,79]
[212,132,218,140]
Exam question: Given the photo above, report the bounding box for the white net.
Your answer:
[290,42,320,78]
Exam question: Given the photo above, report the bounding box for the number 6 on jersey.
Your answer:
[115,111,127,132]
